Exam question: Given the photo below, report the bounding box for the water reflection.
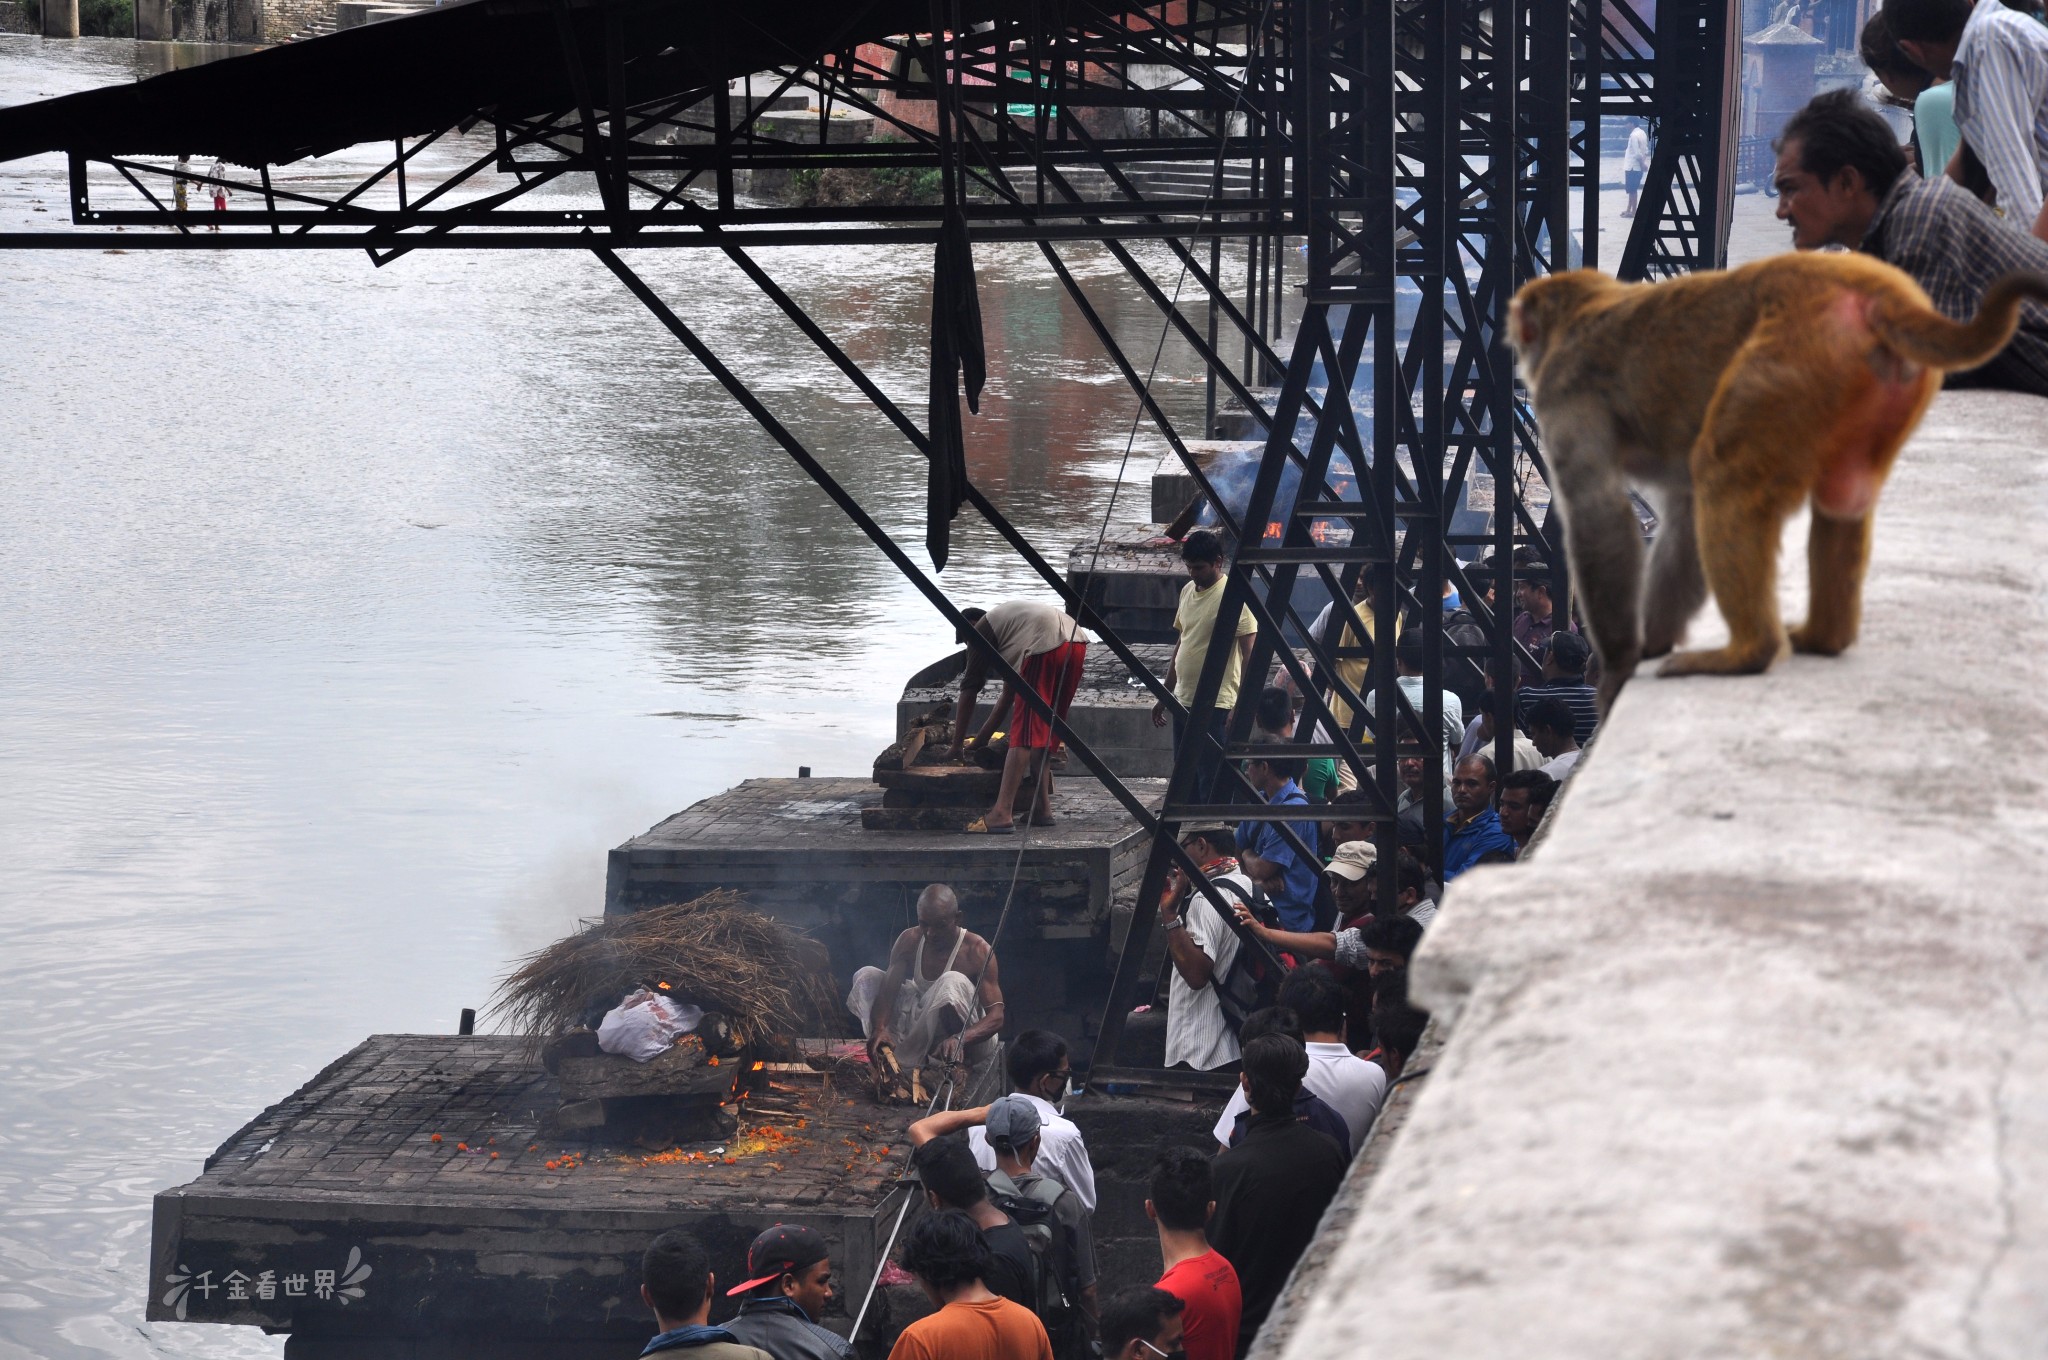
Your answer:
[0,35,1249,1360]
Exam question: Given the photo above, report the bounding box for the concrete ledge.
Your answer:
[1271,390,2048,1359]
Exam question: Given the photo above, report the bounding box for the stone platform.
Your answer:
[148,1035,917,1357]
[1266,390,2048,1359]
[604,776,1164,1043]
[896,643,1175,778]
[147,1034,1230,1359]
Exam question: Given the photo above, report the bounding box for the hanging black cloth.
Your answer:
[926,203,985,570]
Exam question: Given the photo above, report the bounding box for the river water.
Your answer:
[0,35,1240,1359]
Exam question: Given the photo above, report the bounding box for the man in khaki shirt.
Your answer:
[1150,530,1256,800]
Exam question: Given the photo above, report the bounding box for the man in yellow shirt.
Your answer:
[1150,530,1257,800]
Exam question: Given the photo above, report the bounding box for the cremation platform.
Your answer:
[604,777,1164,1043]
[149,1035,917,1358]
[1150,439,1260,523]
[896,643,1175,778]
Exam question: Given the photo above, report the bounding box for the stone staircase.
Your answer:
[1012,157,1273,207]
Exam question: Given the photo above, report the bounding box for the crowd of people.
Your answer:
[1149,527,1585,922]
[633,1000,1423,1360]
[645,68,2048,1340]
[1778,0,2048,395]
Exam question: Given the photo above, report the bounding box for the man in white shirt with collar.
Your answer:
[1156,827,1249,1072]
[1208,967,1387,1155]
[966,1029,1098,1213]
[1891,0,2048,240]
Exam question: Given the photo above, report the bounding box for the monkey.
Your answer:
[1508,252,2048,708]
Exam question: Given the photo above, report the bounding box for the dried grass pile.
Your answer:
[490,890,839,1039]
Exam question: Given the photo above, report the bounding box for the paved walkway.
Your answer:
[1267,385,2048,1359]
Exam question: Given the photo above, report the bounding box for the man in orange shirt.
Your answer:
[1146,1147,1241,1360]
[887,1211,1054,1360]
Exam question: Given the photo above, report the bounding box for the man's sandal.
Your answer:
[962,817,1015,835]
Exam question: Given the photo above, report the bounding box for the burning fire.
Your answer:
[1261,520,1350,545]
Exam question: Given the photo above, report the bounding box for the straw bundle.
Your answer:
[490,890,838,1039]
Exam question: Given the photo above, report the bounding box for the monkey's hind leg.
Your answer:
[1660,460,1798,679]
[1551,448,1646,710]
[1788,512,1874,656]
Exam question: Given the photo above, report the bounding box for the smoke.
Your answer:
[1198,445,1359,543]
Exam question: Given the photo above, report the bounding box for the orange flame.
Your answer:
[1265,521,1283,541]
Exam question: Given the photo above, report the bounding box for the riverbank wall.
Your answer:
[1252,386,2048,1359]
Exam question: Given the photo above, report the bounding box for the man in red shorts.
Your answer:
[951,601,1092,834]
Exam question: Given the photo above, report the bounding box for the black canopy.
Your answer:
[0,0,967,165]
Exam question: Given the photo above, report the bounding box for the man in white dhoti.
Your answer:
[847,884,1006,1097]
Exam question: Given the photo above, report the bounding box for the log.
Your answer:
[861,807,980,833]
[556,1035,733,1100]
[873,764,1005,794]
[540,1098,608,1136]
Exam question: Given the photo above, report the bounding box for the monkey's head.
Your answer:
[1508,270,1616,391]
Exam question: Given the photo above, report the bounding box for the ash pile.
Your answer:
[493,890,844,1147]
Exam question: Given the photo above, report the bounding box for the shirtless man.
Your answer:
[846,885,1006,1099]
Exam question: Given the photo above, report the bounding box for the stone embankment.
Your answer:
[1256,387,2048,1359]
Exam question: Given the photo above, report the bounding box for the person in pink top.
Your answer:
[1146,1147,1240,1360]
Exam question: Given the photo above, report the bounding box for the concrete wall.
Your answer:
[261,0,332,39]
[1259,388,2048,1358]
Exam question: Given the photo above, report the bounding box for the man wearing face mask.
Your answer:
[965,1030,1097,1213]
[1100,1289,1186,1360]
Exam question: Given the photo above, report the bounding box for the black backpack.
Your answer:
[985,1169,1084,1359]
[1197,877,1284,1028]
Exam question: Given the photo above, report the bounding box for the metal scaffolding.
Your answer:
[0,0,1736,1078]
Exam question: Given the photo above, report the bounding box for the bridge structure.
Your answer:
[0,0,1741,1079]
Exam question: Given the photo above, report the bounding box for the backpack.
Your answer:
[985,1169,1083,1358]
[1199,877,1284,1028]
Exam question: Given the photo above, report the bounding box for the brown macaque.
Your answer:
[1509,254,2048,708]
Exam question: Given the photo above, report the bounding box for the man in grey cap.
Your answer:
[721,1224,854,1360]
[908,1094,1099,1358]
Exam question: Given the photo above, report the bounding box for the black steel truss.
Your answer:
[4,0,1736,1077]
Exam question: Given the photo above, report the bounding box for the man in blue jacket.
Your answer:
[1442,756,1517,881]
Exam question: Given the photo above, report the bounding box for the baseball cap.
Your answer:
[1323,839,1377,882]
[984,1094,1043,1150]
[725,1223,829,1296]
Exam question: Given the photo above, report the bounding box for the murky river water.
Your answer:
[0,35,1242,1358]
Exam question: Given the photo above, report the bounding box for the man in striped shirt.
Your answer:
[1513,631,1600,745]
[1889,0,2048,241]
[1773,89,2048,396]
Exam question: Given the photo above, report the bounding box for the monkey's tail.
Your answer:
[1875,270,2048,371]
